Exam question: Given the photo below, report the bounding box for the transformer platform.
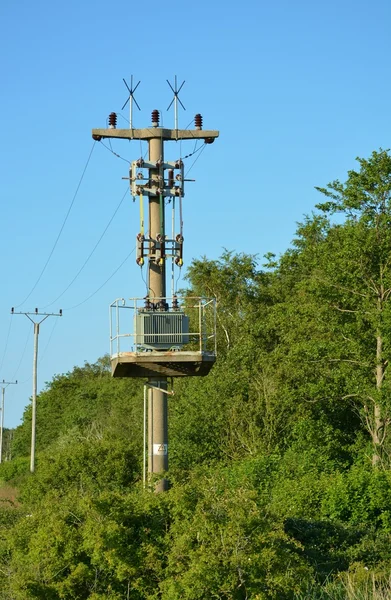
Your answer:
[111,350,216,378]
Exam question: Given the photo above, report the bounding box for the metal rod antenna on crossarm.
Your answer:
[122,76,141,129]
[0,379,17,464]
[11,308,62,472]
[167,76,185,131]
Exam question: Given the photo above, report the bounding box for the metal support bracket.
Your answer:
[146,383,175,396]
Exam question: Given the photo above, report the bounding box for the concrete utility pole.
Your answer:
[0,380,17,464]
[11,308,62,472]
[93,86,218,491]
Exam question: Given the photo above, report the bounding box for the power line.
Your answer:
[64,247,135,311]
[43,187,129,308]
[0,317,12,374]
[39,318,58,364]
[99,140,131,164]
[15,141,96,308]
[11,321,32,381]
[13,319,58,377]
[185,143,207,177]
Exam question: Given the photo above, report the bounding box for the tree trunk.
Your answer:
[372,332,384,466]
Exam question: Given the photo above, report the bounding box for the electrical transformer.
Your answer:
[135,311,189,350]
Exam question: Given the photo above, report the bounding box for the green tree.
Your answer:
[262,150,391,468]
[171,250,291,471]
[313,149,391,465]
[12,356,144,461]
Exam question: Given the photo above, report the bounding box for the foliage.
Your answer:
[12,356,144,459]
[3,150,391,597]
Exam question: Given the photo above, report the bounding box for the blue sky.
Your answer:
[1,0,391,428]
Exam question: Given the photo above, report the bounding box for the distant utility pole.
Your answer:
[0,379,17,464]
[11,308,62,472]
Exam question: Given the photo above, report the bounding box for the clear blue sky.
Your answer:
[1,0,390,428]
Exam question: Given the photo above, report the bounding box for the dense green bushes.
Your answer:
[3,150,391,597]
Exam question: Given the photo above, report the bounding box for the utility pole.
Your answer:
[93,80,218,491]
[0,379,17,464]
[11,308,62,472]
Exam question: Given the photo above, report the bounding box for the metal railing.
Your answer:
[109,296,217,356]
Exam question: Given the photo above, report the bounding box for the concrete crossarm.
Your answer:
[92,128,219,142]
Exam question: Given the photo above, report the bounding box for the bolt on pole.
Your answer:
[11,308,62,472]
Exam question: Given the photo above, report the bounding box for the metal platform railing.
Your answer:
[109,296,217,356]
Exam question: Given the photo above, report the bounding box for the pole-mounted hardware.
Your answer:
[166,76,185,130]
[92,81,218,491]
[121,75,141,129]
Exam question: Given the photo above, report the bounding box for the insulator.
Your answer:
[174,159,183,169]
[136,157,144,168]
[158,300,168,311]
[204,137,214,144]
[108,112,117,129]
[175,232,184,267]
[151,109,160,126]
[136,233,145,266]
[194,113,203,129]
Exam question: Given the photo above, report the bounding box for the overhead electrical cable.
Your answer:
[175,268,182,294]
[42,187,129,308]
[0,317,13,374]
[15,141,96,308]
[64,247,135,311]
[118,112,130,126]
[38,319,58,364]
[11,322,32,381]
[99,140,131,164]
[185,143,207,177]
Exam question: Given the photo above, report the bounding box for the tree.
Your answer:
[266,149,391,467]
[313,149,391,465]
[171,251,291,470]
[11,357,144,460]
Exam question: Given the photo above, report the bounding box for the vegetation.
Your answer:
[2,150,391,597]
